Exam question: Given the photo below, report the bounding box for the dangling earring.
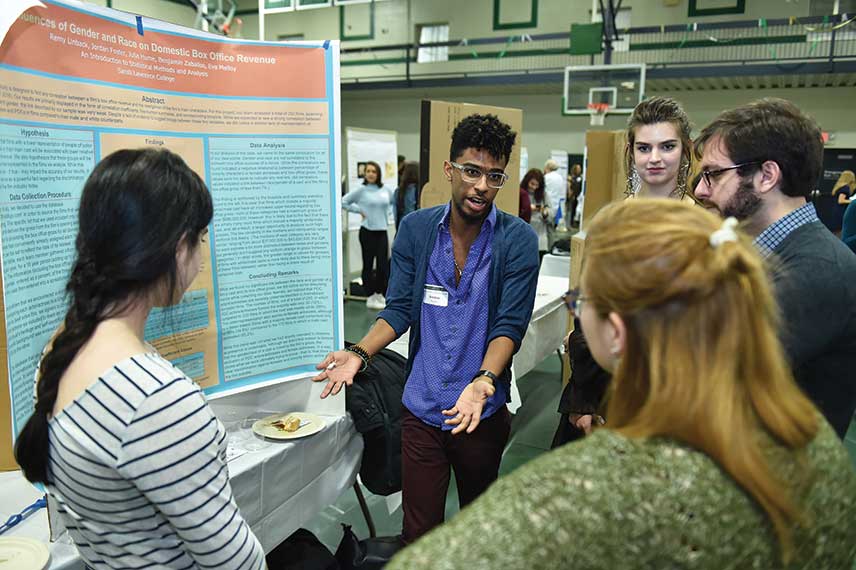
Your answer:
[625,167,642,198]
[674,159,690,199]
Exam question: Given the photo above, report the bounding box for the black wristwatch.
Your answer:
[472,369,498,385]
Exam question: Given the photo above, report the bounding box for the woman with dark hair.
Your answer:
[14,148,266,570]
[566,163,582,229]
[394,160,419,230]
[343,160,394,310]
[520,168,550,256]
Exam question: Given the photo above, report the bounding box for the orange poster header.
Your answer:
[0,4,328,99]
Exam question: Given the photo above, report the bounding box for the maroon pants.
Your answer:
[400,405,511,544]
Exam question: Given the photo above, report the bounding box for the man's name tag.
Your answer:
[423,284,448,307]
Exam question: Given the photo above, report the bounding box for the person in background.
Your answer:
[394,161,419,231]
[14,148,266,570]
[554,96,698,446]
[829,170,855,236]
[625,96,694,201]
[313,114,538,545]
[521,168,551,258]
[842,195,856,254]
[343,161,395,310]
[397,154,406,184]
[694,97,856,438]
[518,177,532,223]
[566,163,582,230]
[543,159,564,246]
[387,199,856,570]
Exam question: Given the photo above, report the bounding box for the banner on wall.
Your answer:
[344,127,397,231]
[0,0,343,468]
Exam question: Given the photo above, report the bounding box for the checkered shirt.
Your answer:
[754,202,819,257]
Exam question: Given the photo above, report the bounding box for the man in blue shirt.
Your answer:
[314,114,539,542]
[693,98,856,439]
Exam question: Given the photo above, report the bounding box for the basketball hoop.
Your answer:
[587,103,610,126]
[222,17,242,37]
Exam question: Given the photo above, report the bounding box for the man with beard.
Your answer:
[313,114,539,542]
[694,98,856,438]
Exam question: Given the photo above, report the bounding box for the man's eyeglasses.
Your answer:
[562,289,588,315]
[449,162,509,189]
[701,161,760,188]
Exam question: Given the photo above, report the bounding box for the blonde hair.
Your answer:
[831,170,855,195]
[583,199,818,562]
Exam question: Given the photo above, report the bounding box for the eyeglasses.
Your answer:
[701,161,760,188]
[562,289,588,315]
[449,162,508,189]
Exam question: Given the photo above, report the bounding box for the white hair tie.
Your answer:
[710,217,739,248]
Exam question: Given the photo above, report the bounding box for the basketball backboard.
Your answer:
[563,63,646,117]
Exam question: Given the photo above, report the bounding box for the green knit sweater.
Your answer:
[388,421,856,569]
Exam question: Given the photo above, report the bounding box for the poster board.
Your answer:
[418,100,522,213]
[0,0,342,470]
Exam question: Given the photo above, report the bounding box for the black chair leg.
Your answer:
[353,481,376,538]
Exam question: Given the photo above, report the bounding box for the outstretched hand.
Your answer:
[441,380,495,435]
[312,350,363,398]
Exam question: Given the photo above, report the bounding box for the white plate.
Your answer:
[0,537,50,570]
[252,412,325,440]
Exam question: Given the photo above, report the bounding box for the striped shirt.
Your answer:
[754,202,819,257]
[45,352,266,570]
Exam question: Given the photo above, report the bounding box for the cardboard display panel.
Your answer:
[581,130,627,230]
[419,100,523,214]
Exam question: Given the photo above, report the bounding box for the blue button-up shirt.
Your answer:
[754,202,819,257]
[402,204,507,428]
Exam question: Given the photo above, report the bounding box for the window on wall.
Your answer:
[296,0,332,9]
[417,24,449,63]
[264,0,293,9]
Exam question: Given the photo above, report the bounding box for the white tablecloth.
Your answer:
[1,381,363,568]
[227,413,362,552]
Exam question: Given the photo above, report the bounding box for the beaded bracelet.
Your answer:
[345,344,372,372]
